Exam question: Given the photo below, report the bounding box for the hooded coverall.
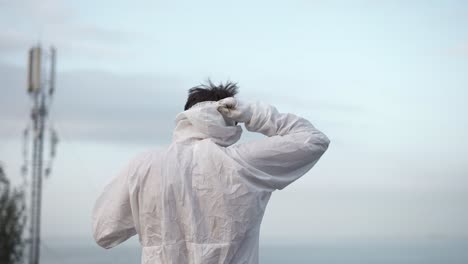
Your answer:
[92,98,330,264]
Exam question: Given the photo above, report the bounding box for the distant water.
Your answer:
[41,239,468,264]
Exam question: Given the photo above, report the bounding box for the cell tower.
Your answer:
[22,45,58,264]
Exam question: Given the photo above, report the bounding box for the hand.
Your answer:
[217,97,253,124]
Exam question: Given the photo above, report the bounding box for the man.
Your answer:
[92,81,330,264]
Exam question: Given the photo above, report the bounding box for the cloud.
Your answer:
[0,0,75,24]
[0,29,33,53]
[447,43,468,56]
[0,0,144,63]
[0,63,191,144]
[0,26,142,63]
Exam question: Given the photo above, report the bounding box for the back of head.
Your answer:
[184,80,239,111]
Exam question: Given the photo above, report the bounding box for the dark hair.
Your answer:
[184,80,239,110]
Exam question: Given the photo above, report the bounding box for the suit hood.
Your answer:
[173,101,242,146]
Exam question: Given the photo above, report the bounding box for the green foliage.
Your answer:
[0,165,26,264]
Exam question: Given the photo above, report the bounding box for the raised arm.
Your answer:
[218,98,330,191]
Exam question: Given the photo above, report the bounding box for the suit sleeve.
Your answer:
[226,101,330,191]
[92,160,137,249]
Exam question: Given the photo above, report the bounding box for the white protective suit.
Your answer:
[92,98,330,264]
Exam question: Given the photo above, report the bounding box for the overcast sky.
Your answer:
[1,0,468,247]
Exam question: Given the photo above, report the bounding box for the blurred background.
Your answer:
[1,0,467,263]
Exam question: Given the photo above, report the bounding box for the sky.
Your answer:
[1,0,468,248]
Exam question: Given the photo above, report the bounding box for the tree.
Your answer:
[0,164,26,264]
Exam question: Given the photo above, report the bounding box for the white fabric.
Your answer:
[217,97,253,123]
[92,99,330,264]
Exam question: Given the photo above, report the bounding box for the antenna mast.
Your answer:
[23,45,58,264]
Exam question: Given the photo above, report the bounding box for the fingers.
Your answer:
[217,106,231,116]
[218,97,237,109]
[217,97,237,117]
